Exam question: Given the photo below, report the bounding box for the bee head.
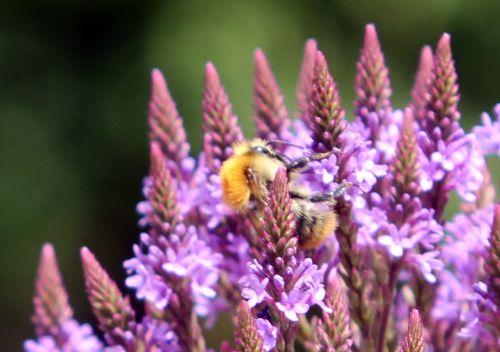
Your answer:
[250,144,273,155]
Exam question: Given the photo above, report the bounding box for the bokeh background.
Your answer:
[1,0,499,350]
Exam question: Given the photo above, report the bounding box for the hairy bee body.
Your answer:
[220,139,340,249]
[292,198,338,250]
[220,139,281,211]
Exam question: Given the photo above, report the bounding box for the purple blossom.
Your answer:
[24,320,102,352]
[125,225,221,317]
[124,243,173,310]
[378,209,442,260]
[433,270,470,321]
[256,318,278,351]
[240,257,330,322]
[473,104,500,156]
[373,109,404,161]
[276,289,310,321]
[106,317,180,352]
[418,132,484,203]
[430,205,495,347]
[303,127,387,210]
[134,317,179,351]
[239,271,269,308]
[407,250,444,284]
[189,162,231,230]
[443,205,493,277]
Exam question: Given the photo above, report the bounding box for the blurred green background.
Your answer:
[0,0,499,350]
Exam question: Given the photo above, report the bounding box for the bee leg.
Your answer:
[290,182,350,204]
[245,168,268,207]
[285,151,332,173]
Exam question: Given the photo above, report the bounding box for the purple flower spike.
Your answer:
[410,46,433,118]
[145,141,179,240]
[149,69,191,181]
[425,34,460,143]
[398,310,424,352]
[259,168,297,270]
[307,51,346,153]
[314,277,353,352]
[81,247,135,345]
[32,243,73,338]
[202,62,243,172]
[390,108,421,218]
[297,39,317,122]
[418,33,484,220]
[239,169,331,349]
[27,244,103,351]
[355,24,392,144]
[253,49,290,142]
[233,302,264,352]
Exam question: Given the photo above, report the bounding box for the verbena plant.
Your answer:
[24,24,499,352]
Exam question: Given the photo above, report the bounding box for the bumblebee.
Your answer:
[220,138,345,249]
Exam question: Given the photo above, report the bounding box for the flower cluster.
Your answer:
[24,319,102,352]
[473,104,500,156]
[24,23,499,352]
[238,169,331,350]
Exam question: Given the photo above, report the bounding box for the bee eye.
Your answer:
[253,146,270,155]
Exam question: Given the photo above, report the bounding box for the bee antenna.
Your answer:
[266,140,305,150]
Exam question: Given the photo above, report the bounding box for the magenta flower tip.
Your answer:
[80,246,90,259]
[203,60,243,171]
[363,23,380,51]
[398,309,424,352]
[148,67,190,177]
[151,68,165,91]
[305,38,317,50]
[307,50,346,152]
[315,277,353,351]
[233,302,264,352]
[41,242,54,257]
[411,46,433,113]
[81,246,135,344]
[419,46,434,69]
[253,48,290,141]
[254,48,265,63]
[205,61,221,89]
[354,22,392,142]
[297,39,318,119]
[437,33,451,53]
[32,243,73,337]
